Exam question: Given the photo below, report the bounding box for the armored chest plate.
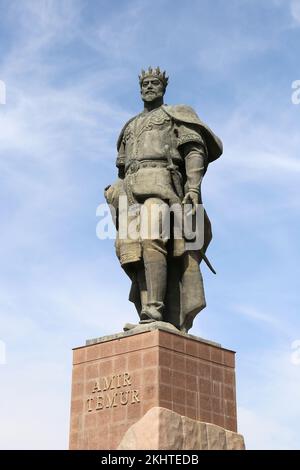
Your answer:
[123,107,173,159]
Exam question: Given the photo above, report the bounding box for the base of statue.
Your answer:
[69,322,245,450]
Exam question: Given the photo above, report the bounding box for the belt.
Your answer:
[125,159,171,174]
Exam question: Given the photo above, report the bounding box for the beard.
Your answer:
[141,90,164,102]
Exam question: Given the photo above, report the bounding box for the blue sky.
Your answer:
[0,0,300,449]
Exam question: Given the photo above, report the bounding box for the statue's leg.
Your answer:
[140,198,168,322]
[141,240,167,322]
[136,265,148,317]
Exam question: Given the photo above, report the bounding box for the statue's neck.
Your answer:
[143,97,164,113]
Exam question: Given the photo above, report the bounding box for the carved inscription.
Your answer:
[86,372,140,412]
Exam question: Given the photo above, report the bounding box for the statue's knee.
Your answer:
[142,238,167,257]
[141,198,170,241]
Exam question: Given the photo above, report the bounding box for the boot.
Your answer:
[140,248,167,322]
[136,267,148,319]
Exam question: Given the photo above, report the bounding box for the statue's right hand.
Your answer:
[104,179,125,208]
[182,191,198,215]
[104,184,112,202]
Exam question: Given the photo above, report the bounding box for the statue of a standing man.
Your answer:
[105,67,222,332]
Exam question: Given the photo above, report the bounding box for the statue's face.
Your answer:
[141,77,165,102]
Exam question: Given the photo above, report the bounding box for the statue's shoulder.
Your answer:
[117,113,141,150]
[162,104,200,125]
[162,104,223,163]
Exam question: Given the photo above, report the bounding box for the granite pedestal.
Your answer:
[69,324,243,450]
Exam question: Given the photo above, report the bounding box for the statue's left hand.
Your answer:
[182,191,199,215]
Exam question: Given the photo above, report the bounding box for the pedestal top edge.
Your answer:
[72,322,235,353]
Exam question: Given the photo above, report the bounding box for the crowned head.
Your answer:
[139,66,168,90]
[139,66,168,104]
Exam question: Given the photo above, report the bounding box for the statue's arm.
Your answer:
[116,140,126,179]
[175,122,207,202]
[180,142,206,212]
[181,141,207,199]
[104,138,126,218]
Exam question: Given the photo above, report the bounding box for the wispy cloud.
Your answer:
[0,360,70,449]
[291,0,300,24]
[239,406,297,449]
[238,348,300,449]
[231,304,294,338]
[80,1,148,62]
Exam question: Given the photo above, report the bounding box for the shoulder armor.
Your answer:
[117,115,137,151]
[162,105,223,162]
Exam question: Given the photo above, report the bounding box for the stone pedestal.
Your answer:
[69,324,244,450]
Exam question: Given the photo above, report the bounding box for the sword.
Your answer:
[199,249,217,275]
[164,146,216,274]
[164,144,183,199]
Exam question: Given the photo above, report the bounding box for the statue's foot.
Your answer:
[140,303,163,322]
[123,322,138,331]
[123,320,181,334]
[139,318,156,324]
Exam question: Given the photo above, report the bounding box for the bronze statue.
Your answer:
[105,67,222,332]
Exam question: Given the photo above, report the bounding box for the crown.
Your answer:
[139,66,169,89]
